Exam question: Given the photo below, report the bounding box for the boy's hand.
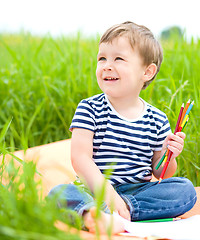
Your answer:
[105,186,131,221]
[152,132,185,179]
[162,132,186,159]
[112,193,131,221]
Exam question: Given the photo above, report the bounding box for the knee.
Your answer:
[48,183,76,208]
[175,177,197,215]
[48,183,83,200]
[48,184,70,197]
[177,177,195,191]
[48,183,93,209]
[174,177,196,202]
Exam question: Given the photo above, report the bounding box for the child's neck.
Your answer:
[107,95,144,120]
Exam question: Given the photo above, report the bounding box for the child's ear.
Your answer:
[143,63,157,81]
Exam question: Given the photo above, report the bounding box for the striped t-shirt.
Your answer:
[70,93,171,185]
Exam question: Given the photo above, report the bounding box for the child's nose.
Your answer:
[103,60,113,71]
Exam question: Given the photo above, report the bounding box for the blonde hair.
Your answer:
[99,21,163,89]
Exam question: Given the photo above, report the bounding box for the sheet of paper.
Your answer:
[114,213,200,240]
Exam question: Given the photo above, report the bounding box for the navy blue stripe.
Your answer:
[95,158,151,166]
[94,153,152,161]
[70,125,94,132]
[100,137,151,149]
[77,105,94,116]
[97,163,151,172]
[107,178,121,185]
[111,168,150,175]
[75,112,93,119]
[72,119,94,127]
[106,123,157,133]
[104,133,159,146]
[159,126,171,135]
[95,145,152,154]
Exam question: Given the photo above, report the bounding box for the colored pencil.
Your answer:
[155,149,167,170]
[159,103,184,183]
[161,155,168,167]
[184,100,194,119]
[178,115,189,132]
[136,217,181,223]
[179,99,190,127]
[182,117,189,131]
[181,115,189,128]
[159,151,173,183]
[174,103,184,133]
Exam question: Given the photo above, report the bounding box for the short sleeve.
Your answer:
[69,99,96,132]
[153,114,171,151]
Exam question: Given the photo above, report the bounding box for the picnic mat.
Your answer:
[1,139,200,240]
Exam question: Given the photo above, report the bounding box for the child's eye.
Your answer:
[115,57,124,61]
[98,57,106,61]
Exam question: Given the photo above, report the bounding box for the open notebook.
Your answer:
[115,213,200,240]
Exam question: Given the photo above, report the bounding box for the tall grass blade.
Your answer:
[0,117,12,144]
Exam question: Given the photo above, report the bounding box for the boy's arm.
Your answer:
[152,132,185,179]
[71,128,130,220]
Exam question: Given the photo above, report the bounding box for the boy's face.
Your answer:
[96,36,147,100]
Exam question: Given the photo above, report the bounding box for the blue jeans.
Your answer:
[48,177,196,221]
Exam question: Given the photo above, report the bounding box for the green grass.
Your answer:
[0,160,83,240]
[0,32,199,188]
[0,32,100,150]
[0,120,83,239]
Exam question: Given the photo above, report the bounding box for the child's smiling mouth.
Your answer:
[104,77,119,81]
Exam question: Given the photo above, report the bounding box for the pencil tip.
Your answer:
[191,100,194,104]
[158,178,162,184]
[174,217,181,221]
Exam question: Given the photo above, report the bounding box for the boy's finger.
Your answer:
[175,131,186,139]
[119,209,131,221]
[168,145,182,155]
[168,133,185,144]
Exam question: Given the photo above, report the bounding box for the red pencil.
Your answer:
[174,103,184,134]
[159,103,184,183]
[159,151,173,182]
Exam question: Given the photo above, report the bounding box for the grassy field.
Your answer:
[0,32,200,239]
[0,33,199,183]
[0,159,82,239]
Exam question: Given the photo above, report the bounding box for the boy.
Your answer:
[49,21,196,234]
